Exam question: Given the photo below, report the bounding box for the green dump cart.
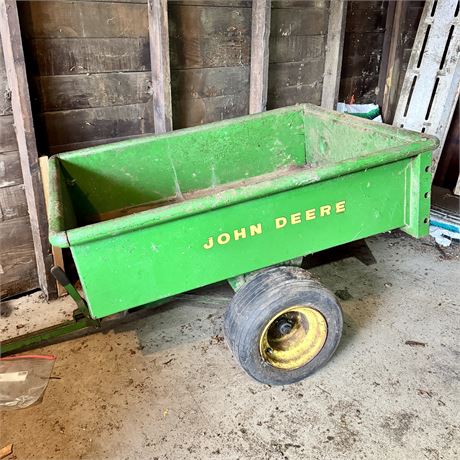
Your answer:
[38,104,439,384]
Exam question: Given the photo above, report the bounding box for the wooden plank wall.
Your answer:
[18,0,154,154]
[339,0,388,103]
[17,0,332,142]
[339,0,424,105]
[268,0,328,109]
[0,44,39,298]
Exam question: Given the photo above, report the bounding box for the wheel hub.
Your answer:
[259,306,327,370]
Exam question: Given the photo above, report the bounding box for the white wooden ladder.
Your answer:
[393,0,460,177]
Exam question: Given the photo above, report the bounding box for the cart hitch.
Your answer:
[0,267,100,357]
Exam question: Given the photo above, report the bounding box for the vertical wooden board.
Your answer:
[249,0,271,114]
[0,216,38,299]
[148,0,172,133]
[0,0,56,298]
[380,0,409,122]
[321,0,347,109]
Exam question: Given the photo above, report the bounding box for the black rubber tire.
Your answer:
[224,266,343,385]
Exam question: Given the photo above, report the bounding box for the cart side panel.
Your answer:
[70,159,415,319]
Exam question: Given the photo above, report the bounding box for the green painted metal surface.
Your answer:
[47,104,438,319]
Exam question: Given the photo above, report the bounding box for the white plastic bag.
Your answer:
[0,355,56,410]
[337,103,382,122]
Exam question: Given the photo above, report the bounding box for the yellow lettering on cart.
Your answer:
[234,228,247,240]
[203,237,214,250]
[320,205,331,216]
[290,213,301,224]
[275,217,287,229]
[201,200,347,250]
[217,233,231,245]
[305,209,316,220]
[250,223,262,236]
[336,200,346,213]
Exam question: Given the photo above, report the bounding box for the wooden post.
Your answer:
[249,0,271,114]
[377,0,396,110]
[148,0,173,133]
[0,0,56,299]
[321,0,347,110]
[39,156,66,297]
[380,0,408,123]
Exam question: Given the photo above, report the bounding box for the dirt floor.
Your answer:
[1,232,459,460]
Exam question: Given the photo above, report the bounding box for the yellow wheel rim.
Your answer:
[259,306,327,370]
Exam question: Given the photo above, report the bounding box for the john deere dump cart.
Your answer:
[29,104,439,384]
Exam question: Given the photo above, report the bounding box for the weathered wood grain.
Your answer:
[269,35,325,64]
[269,60,324,89]
[170,35,250,69]
[0,216,38,299]
[249,0,271,114]
[172,92,248,128]
[171,66,249,100]
[32,72,152,112]
[340,75,380,103]
[169,4,250,39]
[268,83,321,109]
[0,183,27,222]
[40,102,154,146]
[0,0,56,298]
[270,6,328,36]
[345,0,386,33]
[18,1,148,38]
[0,115,17,153]
[148,0,172,133]
[321,0,347,109]
[24,38,150,76]
[0,150,22,188]
[0,73,11,115]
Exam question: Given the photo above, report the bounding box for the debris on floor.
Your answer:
[0,444,13,460]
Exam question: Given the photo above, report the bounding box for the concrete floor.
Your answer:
[1,232,459,460]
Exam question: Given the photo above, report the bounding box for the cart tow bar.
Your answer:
[0,267,100,356]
